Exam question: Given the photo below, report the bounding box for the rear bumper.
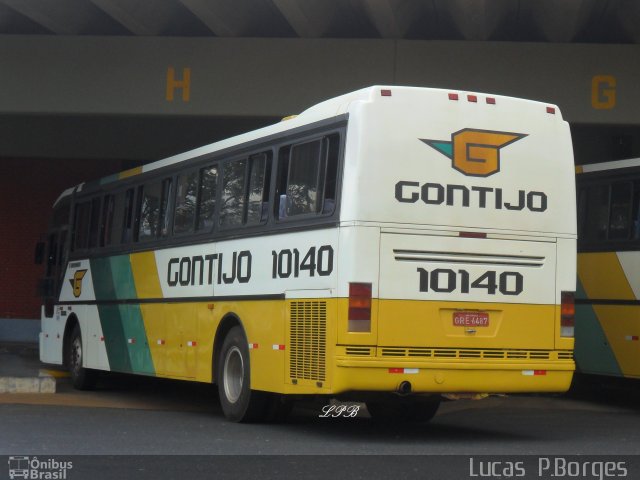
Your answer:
[331,357,575,394]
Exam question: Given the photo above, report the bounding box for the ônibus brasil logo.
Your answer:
[8,456,73,479]
[421,128,527,177]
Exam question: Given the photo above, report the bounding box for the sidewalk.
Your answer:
[0,342,63,393]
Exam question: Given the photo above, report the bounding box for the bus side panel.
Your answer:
[576,252,640,378]
[82,304,110,370]
[236,299,288,393]
[40,306,63,365]
[575,282,624,377]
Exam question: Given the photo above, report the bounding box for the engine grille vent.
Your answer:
[289,301,327,381]
[345,346,372,356]
[379,347,569,361]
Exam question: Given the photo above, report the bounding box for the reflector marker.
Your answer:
[273,344,286,351]
[625,336,639,341]
[100,336,104,342]
[522,370,547,376]
[459,231,487,239]
[388,368,419,374]
[467,95,478,103]
[381,89,392,97]
[187,341,197,347]
[127,338,136,344]
[157,339,165,345]
[448,93,459,101]
[546,107,556,114]
[486,97,496,105]
[248,343,259,349]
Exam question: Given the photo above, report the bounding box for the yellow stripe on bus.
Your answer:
[591,304,640,377]
[130,252,163,299]
[578,252,639,377]
[118,166,143,180]
[577,252,635,301]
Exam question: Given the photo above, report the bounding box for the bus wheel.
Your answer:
[366,396,440,423]
[217,326,269,422]
[67,324,96,390]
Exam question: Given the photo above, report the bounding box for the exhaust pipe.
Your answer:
[397,381,412,395]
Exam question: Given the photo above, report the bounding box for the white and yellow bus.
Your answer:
[38,86,577,422]
[575,158,640,379]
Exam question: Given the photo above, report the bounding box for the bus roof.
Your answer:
[577,157,640,174]
[57,85,562,203]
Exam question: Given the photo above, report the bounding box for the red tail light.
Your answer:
[561,291,575,337]
[459,231,487,239]
[349,283,371,332]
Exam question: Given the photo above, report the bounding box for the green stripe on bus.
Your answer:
[91,256,137,301]
[91,256,155,375]
[99,173,119,186]
[97,304,133,373]
[121,306,155,375]
[574,281,622,377]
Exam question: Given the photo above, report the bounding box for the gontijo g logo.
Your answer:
[69,270,87,298]
[421,128,527,177]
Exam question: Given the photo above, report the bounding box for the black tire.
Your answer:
[367,396,441,423]
[217,326,269,422]
[67,324,97,390]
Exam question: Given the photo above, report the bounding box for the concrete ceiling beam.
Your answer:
[90,0,171,36]
[527,0,595,43]
[435,0,514,41]
[271,0,335,38]
[0,0,95,35]
[359,0,425,38]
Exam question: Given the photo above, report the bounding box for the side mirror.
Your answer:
[34,242,45,265]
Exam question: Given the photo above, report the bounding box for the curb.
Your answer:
[0,371,56,394]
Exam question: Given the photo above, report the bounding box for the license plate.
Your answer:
[453,311,489,327]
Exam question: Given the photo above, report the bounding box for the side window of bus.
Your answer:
[100,195,113,247]
[220,159,247,227]
[45,233,57,276]
[287,139,323,216]
[73,201,91,250]
[52,200,70,228]
[246,152,271,225]
[196,165,218,231]
[579,179,640,245]
[174,171,198,234]
[87,197,101,249]
[276,133,339,219]
[608,182,633,240]
[634,180,640,240]
[102,191,126,246]
[137,178,172,242]
[323,134,340,214]
[121,188,135,244]
[582,184,609,242]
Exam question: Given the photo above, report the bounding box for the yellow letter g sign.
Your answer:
[592,75,616,110]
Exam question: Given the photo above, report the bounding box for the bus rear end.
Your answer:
[334,87,576,398]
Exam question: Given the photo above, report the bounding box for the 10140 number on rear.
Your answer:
[417,268,523,296]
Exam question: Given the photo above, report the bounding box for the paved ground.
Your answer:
[1,369,640,455]
[2,343,640,480]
